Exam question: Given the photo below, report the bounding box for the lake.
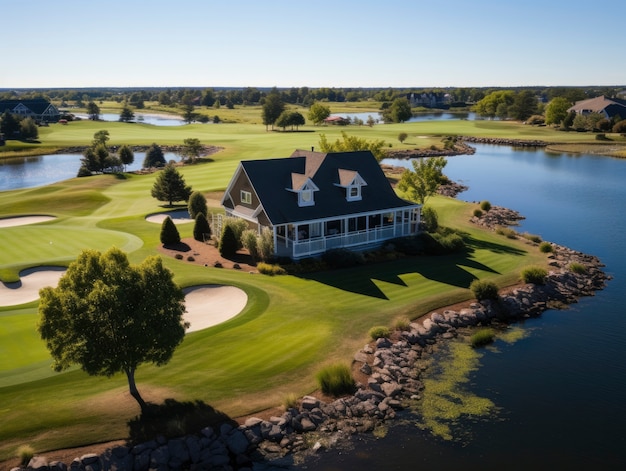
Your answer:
[337,111,475,124]
[70,112,185,126]
[0,152,180,191]
[302,144,626,470]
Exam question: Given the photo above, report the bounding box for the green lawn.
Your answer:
[0,115,573,460]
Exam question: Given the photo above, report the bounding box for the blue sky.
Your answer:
[2,0,624,89]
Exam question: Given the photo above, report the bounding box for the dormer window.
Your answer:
[336,169,367,202]
[288,173,319,207]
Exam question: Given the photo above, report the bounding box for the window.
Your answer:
[347,185,361,200]
[240,190,252,205]
[299,189,314,206]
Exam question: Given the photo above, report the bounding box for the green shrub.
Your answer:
[240,229,259,261]
[391,235,426,255]
[160,216,181,245]
[470,328,496,348]
[473,208,483,218]
[283,393,299,410]
[186,256,195,262]
[569,262,587,274]
[521,266,548,285]
[495,226,517,239]
[398,132,408,143]
[257,227,275,262]
[188,191,208,219]
[369,325,391,340]
[17,445,35,466]
[175,253,183,260]
[193,212,212,242]
[428,231,465,254]
[480,200,491,211]
[316,363,355,396]
[470,279,499,300]
[321,248,365,268]
[393,316,411,331]
[539,241,553,253]
[421,206,439,232]
[521,232,542,243]
[257,262,286,276]
[219,224,238,258]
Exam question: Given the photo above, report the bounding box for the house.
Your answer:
[567,96,626,121]
[221,149,421,260]
[0,98,61,123]
[323,115,350,125]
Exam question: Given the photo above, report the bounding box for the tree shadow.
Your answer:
[297,236,526,298]
[164,242,191,251]
[127,398,237,445]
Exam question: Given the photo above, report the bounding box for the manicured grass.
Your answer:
[0,116,554,460]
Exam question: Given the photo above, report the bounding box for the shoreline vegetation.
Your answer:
[0,101,618,466]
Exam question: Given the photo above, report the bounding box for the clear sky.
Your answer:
[2,0,624,89]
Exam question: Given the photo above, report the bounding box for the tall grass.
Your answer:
[316,363,355,396]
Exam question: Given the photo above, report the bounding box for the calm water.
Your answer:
[338,111,475,124]
[306,145,626,470]
[0,152,179,191]
[71,112,185,126]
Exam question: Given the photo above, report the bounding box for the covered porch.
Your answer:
[272,208,420,259]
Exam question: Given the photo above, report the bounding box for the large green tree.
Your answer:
[86,101,100,120]
[119,106,135,122]
[262,89,285,130]
[143,142,166,168]
[308,102,331,125]
[118,144,135,170]
[38,248,188,411]
[151,163,192,206]
[397,156,448,205]
[318,131,387,161]
[384,97,412,123]
[545,97,572,126]
[510,90,538,121]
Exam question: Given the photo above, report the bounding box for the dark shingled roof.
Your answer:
[240,150,416,225]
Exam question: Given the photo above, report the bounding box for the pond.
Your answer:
[302,144,626,470]
[337,111,475,124]
[70,112,185,126]
[0,152,180,191]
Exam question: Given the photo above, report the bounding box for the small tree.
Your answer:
[180,138,203,163]
[160,216,181,245]
[38,248,187,411]
[258,227,274,261]
[193,213,212,242]
[119,106,135,122]
[421,206,439,232]
[119,144,134,171]
[143,142,166,168]
[398,132,408,143]
[188,191,208,219]
[308,102,331,125]
[219,224,238,258]
[397,156,448,205]
[20,117,39,141]
[87,101,100,120]
[151,164,192,206]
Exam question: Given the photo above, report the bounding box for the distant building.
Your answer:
[323,115,350,125]
[567,96,626,120]
[0,98,61,123]
[409,92,451,109]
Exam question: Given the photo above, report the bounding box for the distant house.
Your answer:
[0,98,61,123]
[221,149,421,260]
[568,96,626,120]
[323,115,350,125]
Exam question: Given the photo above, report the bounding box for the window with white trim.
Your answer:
[240,190,252,204]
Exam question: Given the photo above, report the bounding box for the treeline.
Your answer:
[1,85,623,110]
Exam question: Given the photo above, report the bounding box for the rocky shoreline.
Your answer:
[13,203,610,471]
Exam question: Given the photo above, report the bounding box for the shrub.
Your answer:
[473,208,483,218]
[369,325,391,340]
[391,235,426,255]
[174,253,183,260]
[427,230,465,254]
[470,279,499,300]
[612,120,626,134]
[521,266,548,285]
[421,206,439,232]
[393,316,411,331]
[17,445,35,466]
[193,212,212,242]
[521,232,542,243]
[219,224,238,258]
[221,217,248,250]
[538,241,553,253]
[186,256,195,262]
[257,227,274,262]
[316,363,355,396]
[160,216,180,245]
[188,191,208,219]
[480,200,491,211]
[240,229,259,261]
[495,226,517,239]
[569,262,587,274]
[470,328,496,348]
[595,133,608,141]
[283,393,299,410]
[257,262,286,276]
[398,132,408,143]
[321,248,365,268]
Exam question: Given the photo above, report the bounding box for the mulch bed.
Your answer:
[157,238,258,272]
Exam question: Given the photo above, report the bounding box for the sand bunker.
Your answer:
[0,216,56,228]
[183,285,248,333]
[0,267,66,306]
[146,210,193,225]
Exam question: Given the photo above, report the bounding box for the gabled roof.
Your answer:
[568,95,626,118]
[238,150,417,225]
[0,98,55,114]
